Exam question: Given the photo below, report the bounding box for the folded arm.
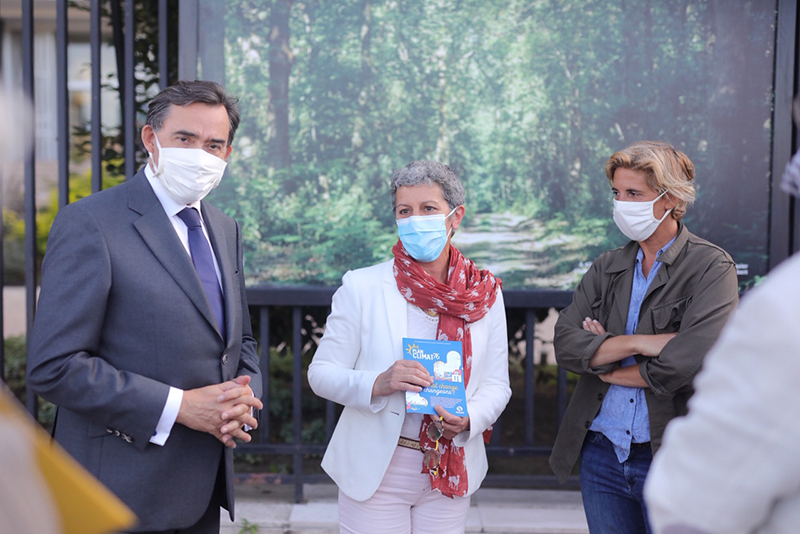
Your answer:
[639,257,739,397]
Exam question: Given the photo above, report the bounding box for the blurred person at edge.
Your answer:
[308,161,511,534]
[0,86,60,534]
[549,141,739,533]
[643,115,800,534]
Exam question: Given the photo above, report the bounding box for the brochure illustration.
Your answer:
[403,337,468,417]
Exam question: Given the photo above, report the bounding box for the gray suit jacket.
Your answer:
[27,170,262,531]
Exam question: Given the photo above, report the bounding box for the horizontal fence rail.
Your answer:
[239,286,576,503]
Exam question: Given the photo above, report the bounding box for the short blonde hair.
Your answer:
[605,141,696,220]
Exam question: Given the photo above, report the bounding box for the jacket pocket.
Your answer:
[651,296,690,333]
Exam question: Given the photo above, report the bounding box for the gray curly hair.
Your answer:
[390,160,465,214]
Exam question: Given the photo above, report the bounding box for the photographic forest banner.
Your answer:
[205,0,776,290]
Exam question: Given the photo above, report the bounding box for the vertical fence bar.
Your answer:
[772,0,799,261]
[22,0,37,415]
[57,0,70,207]
[259,306,270,441]
[109,0,124,107]
[91,0,102,193]
[524,310,536,446]
[0,18,4,381]
[0,12,4,382]
[123,0,136,180]
[158,0,169,88]
[178,0,199,80]
[292,306,304,503]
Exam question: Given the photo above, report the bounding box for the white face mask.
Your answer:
[613,190,672,242]
[149,133,227,205]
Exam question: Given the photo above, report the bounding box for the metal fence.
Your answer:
[243,287,574,502]
[3,0,800,505]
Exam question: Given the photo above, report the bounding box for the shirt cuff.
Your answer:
[150,387,183,446]
[243,405,254,432]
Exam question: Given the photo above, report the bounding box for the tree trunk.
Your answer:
[351,0,372,160]
[268,0,294,185]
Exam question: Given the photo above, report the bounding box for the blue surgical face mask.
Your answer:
[396,207,458,262]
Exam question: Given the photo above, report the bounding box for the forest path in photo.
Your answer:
[453,212,602,289]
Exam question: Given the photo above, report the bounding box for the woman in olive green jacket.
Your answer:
[549,141,739,533]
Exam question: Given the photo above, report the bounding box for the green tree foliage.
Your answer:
[3,169,124,283]
[211,0,772,288]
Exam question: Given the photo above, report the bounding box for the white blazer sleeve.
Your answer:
[308,270,384,412]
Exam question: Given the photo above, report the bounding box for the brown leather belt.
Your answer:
[398,437,421,451]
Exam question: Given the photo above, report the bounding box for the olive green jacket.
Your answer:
[549,223,739,483]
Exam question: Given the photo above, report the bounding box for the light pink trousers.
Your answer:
[338,445,471,534]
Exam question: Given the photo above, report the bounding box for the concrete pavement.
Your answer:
[221,483,589,534]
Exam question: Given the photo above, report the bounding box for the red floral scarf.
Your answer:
[392,240,502,497]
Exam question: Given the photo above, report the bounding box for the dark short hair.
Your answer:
[146,80,240,145]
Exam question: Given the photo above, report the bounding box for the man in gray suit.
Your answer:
[27,80,263,533]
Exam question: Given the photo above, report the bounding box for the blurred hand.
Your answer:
[583,318,606,335]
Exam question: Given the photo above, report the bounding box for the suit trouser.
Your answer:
[338,445,470,534]
[125,450,226,534]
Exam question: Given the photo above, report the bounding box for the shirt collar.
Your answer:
[636,234,678,264]
[144,161,202,219]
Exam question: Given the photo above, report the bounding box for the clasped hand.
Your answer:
[177,375,263,449]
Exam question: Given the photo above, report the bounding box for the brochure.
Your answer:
[403,337,468,417]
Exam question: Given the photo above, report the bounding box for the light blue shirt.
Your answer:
[590,236,677,462]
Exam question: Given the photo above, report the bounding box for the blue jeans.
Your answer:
[580,431,653,534]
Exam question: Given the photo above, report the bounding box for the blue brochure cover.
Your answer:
[403,337,468,417]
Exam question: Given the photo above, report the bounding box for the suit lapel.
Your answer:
[383,262,407,362]
[203,203,235,345]
[128,172,221,336]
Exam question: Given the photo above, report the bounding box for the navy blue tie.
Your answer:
[177,207,226,339]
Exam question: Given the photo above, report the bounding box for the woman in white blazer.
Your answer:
[308,161,511,534]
